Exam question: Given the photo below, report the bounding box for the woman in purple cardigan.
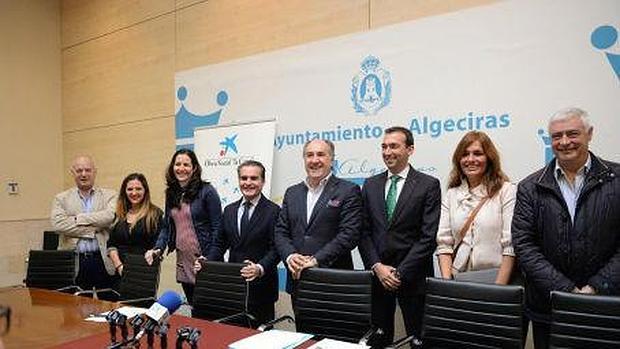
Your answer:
[145,149,221,302]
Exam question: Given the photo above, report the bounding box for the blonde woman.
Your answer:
[108,173,163,276]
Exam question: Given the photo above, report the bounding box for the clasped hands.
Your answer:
[374,263,401,291]
[190,256,261,282]
[287,253,318,280]
[572,285,596,294]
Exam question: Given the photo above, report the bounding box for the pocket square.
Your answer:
[327,199,341,207]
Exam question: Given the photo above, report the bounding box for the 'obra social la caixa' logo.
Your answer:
[351,56,392,115]
[591,25,620,81]
[175,86,229,150]
[218,134,238,156]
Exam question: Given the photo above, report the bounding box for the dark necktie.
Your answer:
[240,201,252,236]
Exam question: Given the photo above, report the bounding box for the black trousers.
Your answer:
[181,282,195,304]
[77,252,116,300]
[523,318,550,349]
[371,278,426,348]
[247,301,275,328]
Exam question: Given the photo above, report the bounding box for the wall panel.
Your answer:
[0,219,49,287]
[62,117,175,207]
[0,0,62,221]
[62,14,175,132]
[176,0,370,70]
[62,0,175,48]
[370,0,496,28]
[176,0,204,9]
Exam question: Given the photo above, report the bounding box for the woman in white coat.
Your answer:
[436,131,517,284]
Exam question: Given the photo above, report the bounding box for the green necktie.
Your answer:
[386,175,400,221]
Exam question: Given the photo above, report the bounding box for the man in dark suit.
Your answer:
[206,160,280,326]
[359,126,441,346]
[274,139,362,293]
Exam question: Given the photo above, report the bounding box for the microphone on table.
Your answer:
[176,326,201,349]
[135,290,183,341]
[108,290,183,349]
[105,310,128,344]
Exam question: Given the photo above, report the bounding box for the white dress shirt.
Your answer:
[237,195,261,233]
[304,173,332,223]
[384,165,410,201]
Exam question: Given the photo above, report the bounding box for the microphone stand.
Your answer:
[157,322,170,349]
[105,310,128,346]
[176,326,201,349]
[105,315,145,349]
[143,319,157,349]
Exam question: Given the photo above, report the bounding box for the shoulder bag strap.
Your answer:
[452,196,489,260]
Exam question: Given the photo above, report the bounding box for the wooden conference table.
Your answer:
[0,287,313,349]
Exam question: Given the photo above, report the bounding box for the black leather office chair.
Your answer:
[294,268,380,345]
[75,253,161,306]
[117,253,161,306]
[25,250,80,292]
[42,231,59,250]
[550,291,620,348]
[390,277,524,349]
[192,261,254,327]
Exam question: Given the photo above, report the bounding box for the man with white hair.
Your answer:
[51,155,117,291]
[512,108,620,348]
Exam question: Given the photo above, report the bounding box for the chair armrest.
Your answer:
[214,312,256,327]
[358,326,384,346]
[74,288,120,299]
[57,285,83,293]
[119,297,156,306]
[386,334,422,349]
[257,315,295,331]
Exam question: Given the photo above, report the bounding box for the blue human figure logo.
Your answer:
[538,129,554,164]
[175,86,229,149]
[591,25,620,81]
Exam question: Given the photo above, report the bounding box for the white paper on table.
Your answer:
[228,329,313,349]
[84,306,148,323]
[306,338,369,349]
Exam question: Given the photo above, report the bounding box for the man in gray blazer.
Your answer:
[359,127,441,346]
[274,139,362,293]
[51,155,117,291]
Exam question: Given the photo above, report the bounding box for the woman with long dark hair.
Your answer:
[108,173,163,276]
[145,149,221,302]
[436,131,517,284]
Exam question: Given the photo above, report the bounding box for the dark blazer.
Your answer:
[207,194,280,305]
[359,166,441,295]
[512,153,620,321]
[274,175,362,291]
[155,182,222,256]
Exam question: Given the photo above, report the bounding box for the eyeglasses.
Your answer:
[0,305,10,336]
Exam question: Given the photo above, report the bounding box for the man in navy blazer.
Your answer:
[206,160,280,325]
[274,139,362,293]
[359,126,441,346]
